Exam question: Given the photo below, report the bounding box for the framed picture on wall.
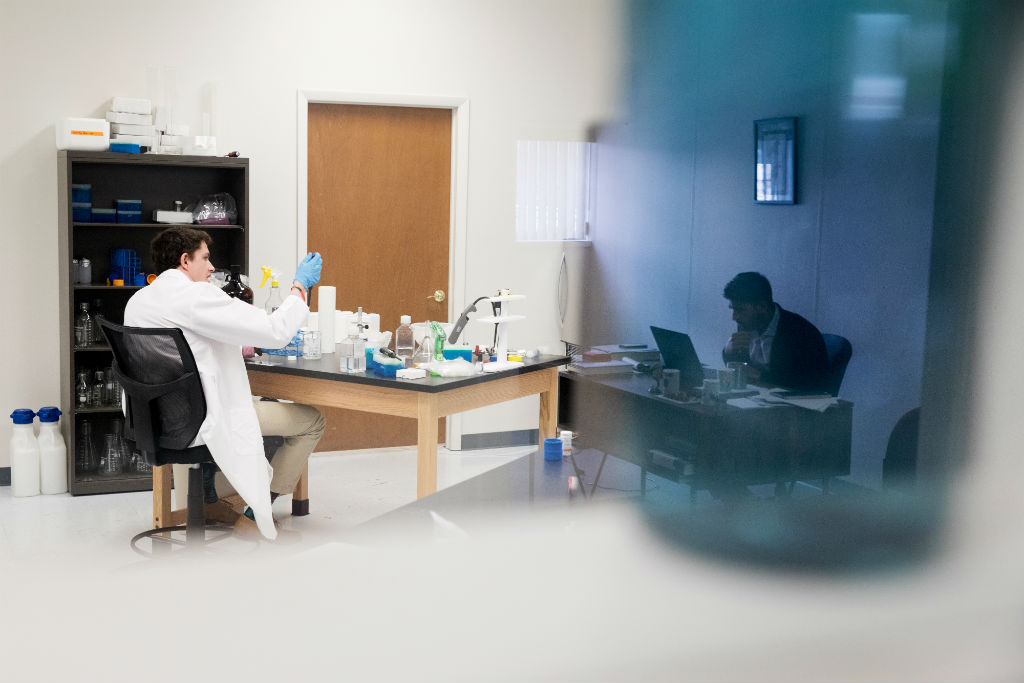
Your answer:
[754,117,797,204]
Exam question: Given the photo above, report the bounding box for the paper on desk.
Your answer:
[727,392,839,412]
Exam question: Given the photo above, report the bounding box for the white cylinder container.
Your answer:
[9,410,41,497]
[318,286,336,354]
[37,407,68,495]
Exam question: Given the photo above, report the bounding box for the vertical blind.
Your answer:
[515,140,593,242]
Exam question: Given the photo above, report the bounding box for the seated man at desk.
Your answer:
[124,226,326,540]
[721,271,829,393]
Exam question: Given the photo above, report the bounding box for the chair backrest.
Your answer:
[883,407,920,491]
[821,333,852,396]
[96,317,207,454]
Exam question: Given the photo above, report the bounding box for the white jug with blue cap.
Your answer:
[9,409,41,497]
[37,406,68,494]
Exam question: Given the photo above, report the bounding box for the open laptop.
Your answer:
[650,326,705,390]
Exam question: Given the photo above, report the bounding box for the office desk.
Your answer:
[558,371,852,496]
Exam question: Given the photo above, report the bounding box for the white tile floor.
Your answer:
[0,445,532,569]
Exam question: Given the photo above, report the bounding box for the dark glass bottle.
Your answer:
[222,265,253,304]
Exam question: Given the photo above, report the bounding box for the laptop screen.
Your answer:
[650,326,704,389]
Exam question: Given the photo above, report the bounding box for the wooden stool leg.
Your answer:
[153,464,172,529]
[292,462,309,516]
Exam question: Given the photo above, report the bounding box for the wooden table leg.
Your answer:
[538,367,559,441]
[153,464,172,529]
[417,393,439,499]
[292,462,310,516]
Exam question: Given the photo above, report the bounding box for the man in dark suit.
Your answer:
[721,272,829,393]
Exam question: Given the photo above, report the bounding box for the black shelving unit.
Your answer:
[58,151,249,495]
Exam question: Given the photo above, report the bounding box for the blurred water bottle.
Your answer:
[37,406,68,494]
[74,302,94,347]
[9,409,41,497]
[395,315,414,368]
[91,369,106,406]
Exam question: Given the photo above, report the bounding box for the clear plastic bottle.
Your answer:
[37,406,68,494]
[74,302,94,347]
[265,280,283,314]
[9,409,41,497]
[395,315,414,367]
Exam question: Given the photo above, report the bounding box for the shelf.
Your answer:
[74,222,244,230]
[73,345,111,352]
[74,406,122,414]
[74,285,142,291]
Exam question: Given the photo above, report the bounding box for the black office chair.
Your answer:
[822,333,852,396]
[97,317,236,555]
[882,407,920,492]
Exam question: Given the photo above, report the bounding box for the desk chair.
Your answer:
[822,333,853,396]
[97,317,236,555]
[883,407,920,492]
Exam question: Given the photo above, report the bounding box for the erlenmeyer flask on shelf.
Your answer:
[97,434,123,477]
[75,419,97,474]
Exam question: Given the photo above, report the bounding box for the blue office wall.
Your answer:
[580,0,947,487]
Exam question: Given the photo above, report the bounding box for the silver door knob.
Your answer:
[427,289,446,303]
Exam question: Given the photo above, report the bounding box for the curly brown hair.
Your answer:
[151,226,214,273]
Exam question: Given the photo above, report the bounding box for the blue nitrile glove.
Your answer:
[293,252,323,291]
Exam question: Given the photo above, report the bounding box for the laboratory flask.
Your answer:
[74,302,94,347]
[75,418,97,474]
[222,265,253,304]
[97,434,123,476]
[395,315,414,367]
[338,330,366,374]
[76,371,90,409]
[9,409,41,497]
[37,406,68,494]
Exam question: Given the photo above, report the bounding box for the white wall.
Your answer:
[0,0,626,467]
[578,0,946,488]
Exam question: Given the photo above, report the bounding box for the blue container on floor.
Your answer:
[544,438,562,461]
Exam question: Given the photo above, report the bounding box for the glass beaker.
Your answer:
[75,419,97,474]
[301,329,322,360]
[97,434,123,476]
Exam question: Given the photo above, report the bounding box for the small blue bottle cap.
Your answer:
[10,409,36,424]
[37,406,62,422]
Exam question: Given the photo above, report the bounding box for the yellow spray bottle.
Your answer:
[258,266,283,314]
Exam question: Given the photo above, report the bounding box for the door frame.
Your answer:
[296,90,471,449]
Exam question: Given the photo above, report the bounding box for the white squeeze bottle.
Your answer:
[9,409,41,497]
[37,406,68,494]
[395,315,414,367]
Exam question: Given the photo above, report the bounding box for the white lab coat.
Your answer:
[124,269,308,539]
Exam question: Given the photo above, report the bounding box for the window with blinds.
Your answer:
[515,140,594,242]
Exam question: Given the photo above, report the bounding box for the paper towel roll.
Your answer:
[318,286,336,354]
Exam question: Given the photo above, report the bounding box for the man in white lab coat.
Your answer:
[124,226,325,540]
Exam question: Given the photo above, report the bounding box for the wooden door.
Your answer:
[308,103,451,451]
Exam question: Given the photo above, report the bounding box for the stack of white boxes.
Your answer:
[106,97,156,150]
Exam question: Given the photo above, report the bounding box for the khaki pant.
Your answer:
[173,399,326,508]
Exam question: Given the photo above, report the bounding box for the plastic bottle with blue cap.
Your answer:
[37,406,68,494]
[9,409,41,497]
